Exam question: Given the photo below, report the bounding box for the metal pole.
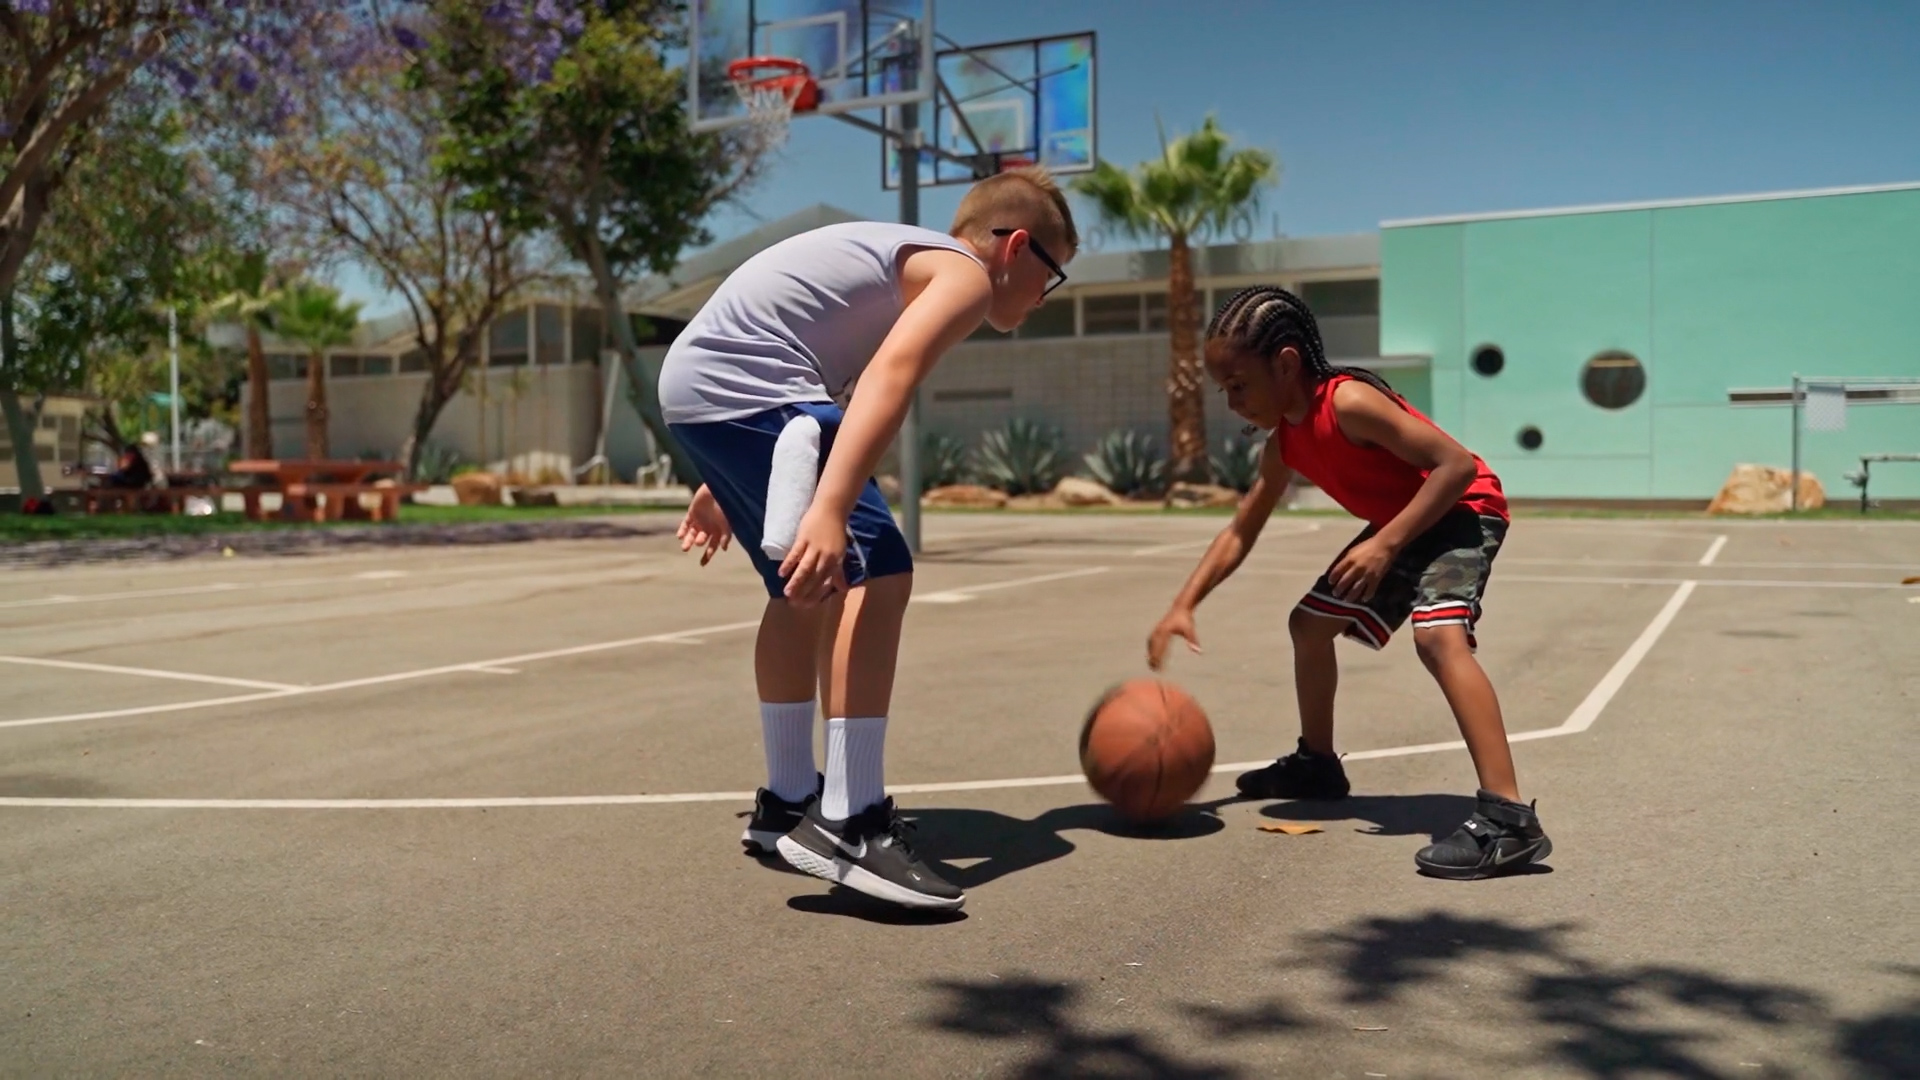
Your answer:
[897,93,923,554]
[1789,373,1801,513]
[168,306,181,472]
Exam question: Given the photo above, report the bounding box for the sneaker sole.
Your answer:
[1416,837,1553,881]
[741,827,785,853]
[775,835,966,911]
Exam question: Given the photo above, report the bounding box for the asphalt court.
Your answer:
[3,511,1916,1077]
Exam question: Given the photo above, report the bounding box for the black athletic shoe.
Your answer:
[1415,790,1553,880]
[741,774,822,854]
[776,797,965,910]
[1235,737,1351,800]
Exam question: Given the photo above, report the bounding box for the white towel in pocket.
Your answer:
[761,413,822,560]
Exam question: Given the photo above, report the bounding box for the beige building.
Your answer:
[254,204,1390,480]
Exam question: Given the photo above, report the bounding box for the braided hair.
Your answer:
[1205,285,1400,404]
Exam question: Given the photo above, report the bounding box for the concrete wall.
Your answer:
[1383,186,1920,499]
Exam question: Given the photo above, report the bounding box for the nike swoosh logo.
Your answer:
[1492,841,1542,866]
[814,823,866,859]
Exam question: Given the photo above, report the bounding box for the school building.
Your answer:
[258,181,1920,502]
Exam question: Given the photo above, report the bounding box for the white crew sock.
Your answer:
[759,700,817,802]
[822,716,888,820]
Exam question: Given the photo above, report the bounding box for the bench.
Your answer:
[1841,453,1920,513]
[67,486,232,516]
[278,481,429,523]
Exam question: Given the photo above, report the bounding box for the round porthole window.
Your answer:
[1471,345,1505,377]
[1581,350,1645,409]
[1517,426,1543,451]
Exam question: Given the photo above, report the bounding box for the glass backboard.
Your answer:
[884,31,1096,190]
[688,0,936,133]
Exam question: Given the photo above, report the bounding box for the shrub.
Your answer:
[1210,433,1265,493]
[971,418,1066,496]
[414,442,470,484]
[920,431,971,488]
[1083,429,1167,498]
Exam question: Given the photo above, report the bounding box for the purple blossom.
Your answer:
[391,24,425,52]
[9,0,54,16]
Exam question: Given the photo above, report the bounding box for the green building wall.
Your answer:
[1381,185,1920,501]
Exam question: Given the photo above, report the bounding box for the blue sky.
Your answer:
[335,0,1920,315]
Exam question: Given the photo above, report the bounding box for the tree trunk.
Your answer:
[245,324,272,459]
[400,333,469,480]
[581,242,699,487]
[1165,233,1208,483]
[0,289,45,499]
[304,350,329,459]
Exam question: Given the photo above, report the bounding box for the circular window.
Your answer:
[1517,426,1543,451]
[1471,345,1505,377]
[1581,350,1645,409]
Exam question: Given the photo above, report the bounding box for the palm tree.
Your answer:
[1072,116,1277,483]
[207,251,287,460]
[270,281,361,460]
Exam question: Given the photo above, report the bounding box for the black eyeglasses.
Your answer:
[991,227,1068,298]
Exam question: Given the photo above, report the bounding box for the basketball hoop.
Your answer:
[998,155,1034,173]
[727,57,819,149]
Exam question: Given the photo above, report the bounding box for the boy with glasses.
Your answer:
[658,167,1077,910]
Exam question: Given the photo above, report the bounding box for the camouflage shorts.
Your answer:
[1296,510,1508,651]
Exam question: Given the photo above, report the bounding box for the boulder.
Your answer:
[1165,482,1242,509]
[1052,476,1122,506]
[451,471,504,507]
[511,486,561,508]
[1706,464,1825,515]
[922,483,1009,509]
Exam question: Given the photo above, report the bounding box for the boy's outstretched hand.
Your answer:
[1147,607,1202,671]
[677,485,732,565]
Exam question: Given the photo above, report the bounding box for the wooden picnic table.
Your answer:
[224,459,423,522]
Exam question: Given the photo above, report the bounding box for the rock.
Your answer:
[511,486,560,508]
[1164,482,1242,509]
[1052,476,1122,506]
[451,471,504,507]
[1008,493,1061,510]
[876,474,902,503]
[1706,464,1825,515]
[922,484,1009,509]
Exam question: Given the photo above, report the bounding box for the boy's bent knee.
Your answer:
[1413,624,1472,668]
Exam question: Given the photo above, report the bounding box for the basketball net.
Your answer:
[728,62,812,151]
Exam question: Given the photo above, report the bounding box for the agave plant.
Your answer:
[920,431,972,488]
[1210,432,1266,493]
[971,418,1067,496]
[1084,429,1168,498]
[412,441,469,484]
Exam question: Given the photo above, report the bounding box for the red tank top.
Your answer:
[1275,375,1507,528]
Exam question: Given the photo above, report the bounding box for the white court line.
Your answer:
[0,582,245,610]
[0,566,1112,731]
[1698,535,1729,566]
[0,569,1708,810]
[914,566,1109,604]
[0,655,300,691]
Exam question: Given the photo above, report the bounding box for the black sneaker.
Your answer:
[1415,790,1553,880]
[1235,737,1351,800]
[775,797,965,910]
[741,774,822,854]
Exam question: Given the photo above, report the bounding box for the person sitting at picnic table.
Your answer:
[101,436,157,490]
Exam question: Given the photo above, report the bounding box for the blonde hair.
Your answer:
[950,165,1078,257]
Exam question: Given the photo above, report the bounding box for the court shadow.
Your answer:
[924,973,1242,1079]
[786,887,969,926]
[908,798,1230,890]
[1255,793,1477,841]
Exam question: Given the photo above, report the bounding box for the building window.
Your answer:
[535,304,566,365]
[1471,345,1504,377]
[488,307,529,366]
[398,349,427,373]
[330,355,363,378]
[1083,294,1143,335]
[1018,298,1075,339]
[1300,278,1379,318]
[570,308,604,362]
[1517,425,1544,450]
[362,355,393,377]
[267,354,306,380]
[1582,350,1646,409]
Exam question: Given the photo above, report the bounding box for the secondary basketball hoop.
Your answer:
[727,57,818,148]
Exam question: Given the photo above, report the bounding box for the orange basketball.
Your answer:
[1079,678,1216,822]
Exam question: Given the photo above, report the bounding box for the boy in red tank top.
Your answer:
[1146,286,1550,880]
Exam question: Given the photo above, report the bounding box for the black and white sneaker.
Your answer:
[1415,790,1553,880]
[741,774,822,854]
[1235,737,1351,800]
[776,797,965,911]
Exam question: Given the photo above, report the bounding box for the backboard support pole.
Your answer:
[897,95,924,554]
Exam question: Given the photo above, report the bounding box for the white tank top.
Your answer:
[658,222,982,424]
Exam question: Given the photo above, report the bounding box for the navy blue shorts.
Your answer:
[669,402,912,599]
